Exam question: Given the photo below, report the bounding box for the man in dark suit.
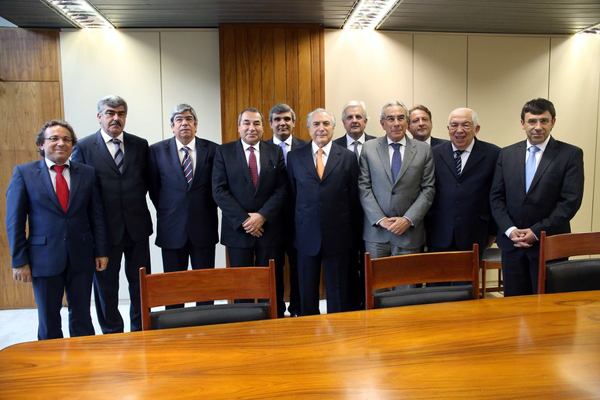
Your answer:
[408,105,449,147]
[490,98,584,296]
[212,108,287,310]
[287,108,361,315]
[6,120,108,340]
[148,104,219,303]
[359,101,435,258]
[266,103,307,317]
[426,108,500,259]
[333,100,375,310]
[72,95,152,333]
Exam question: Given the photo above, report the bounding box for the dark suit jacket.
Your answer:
[212,140,287,248]
[430,137,449,147]
[72,130,152,246]
[426,138,500,250]
[287,142,360,256]
[332,133,376,148]
[266,136,308,152]
[490,136,584,252]
[148,137,219,249]
[6,159,108,277]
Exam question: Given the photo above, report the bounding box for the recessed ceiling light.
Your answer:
[39,0,115,29]
[343,0,404,30]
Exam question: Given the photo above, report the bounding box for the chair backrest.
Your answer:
[538,231,600,294]
[365,244,479,309]
[140,260,277,330]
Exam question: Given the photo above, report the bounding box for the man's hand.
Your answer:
[381,217,411,236]
[242,213,266,237]
[13,264,32,283]
[95,257,109,271]
[510,228,537,248]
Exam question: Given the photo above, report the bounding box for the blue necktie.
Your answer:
[181,146,193,186]
[525,146,539,192]
[112,138,124,173]
[391,143,402,181]
[278,141,287,165]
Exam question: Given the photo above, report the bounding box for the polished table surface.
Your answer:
[1,291,600,399]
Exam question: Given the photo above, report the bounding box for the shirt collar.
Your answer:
[176,137,196,152]
[241,139,259,152]
[527,135,551,152]
[312,140,333,155]
[272,135,292,146]
[101,129,123,144]
[45,157,71,169]
[386,135,407,147]
[345,133,366,146]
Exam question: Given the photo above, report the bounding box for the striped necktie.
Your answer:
[181,146,193,186]
[112,138,124,173]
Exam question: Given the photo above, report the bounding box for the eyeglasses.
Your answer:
[525,118,552,126]
[45,136,74,143]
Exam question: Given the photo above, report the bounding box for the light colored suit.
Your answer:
[359,135,435,250]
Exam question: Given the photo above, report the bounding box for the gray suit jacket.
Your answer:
[358,135,435,249]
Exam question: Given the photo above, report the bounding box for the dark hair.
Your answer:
[36,120,77,156]
[269,104,295,123]
[97,95,128,113]
[409,104,432,121]
[238,108,264,125]
[521,98,556,120]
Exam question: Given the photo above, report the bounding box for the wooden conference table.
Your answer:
[1,291,599,399]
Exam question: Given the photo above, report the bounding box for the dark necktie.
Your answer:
[391,143,402,181]
[352,141,360,160]
[181,146,193,186]
[52,165,69,212]
[112,138,124,173]
[248,146,258,188]
[525,146,539,191]
[278,141,287,165]
[455,150,465,176]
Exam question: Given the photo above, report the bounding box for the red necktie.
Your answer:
[52,165,69,212]
[248,146,258,188]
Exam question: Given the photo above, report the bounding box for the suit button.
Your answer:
[319,202,323,206]
[456,183,461,187]
[392,192,396,195]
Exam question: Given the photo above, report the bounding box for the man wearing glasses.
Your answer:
[359,101,435,259]
[490,98,584,296]
[6,120,108,340]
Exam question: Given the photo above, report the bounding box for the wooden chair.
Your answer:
[480,247,503,298]
[140,260,277,330]
[538,231,600,294]
[365,244,479,309]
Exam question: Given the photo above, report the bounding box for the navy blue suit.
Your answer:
[72,130,152,333]
[430,137,449,147]
[6,159,108,340]
[426,138,500,255]
[490,136,584,296]
[287,142,360,315]
[148,137,219,276]
[266,136,307,316]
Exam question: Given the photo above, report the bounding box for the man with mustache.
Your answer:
[72,95,152,333]
[490,98,584,296]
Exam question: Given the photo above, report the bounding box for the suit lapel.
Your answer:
[37,160,63,212]
[93,130,121,174]
[191,137,207,188]
[515,141,527,194]
[375,137,393,184]
[439,142,459,179]
[321,143,342,182]
[460,139,485,177]
[395,137,416,184]
[235,140,255,189]
[528,137,558,195]
[299,143,320,180]
[166,138,189,187]
[68,163,81,211]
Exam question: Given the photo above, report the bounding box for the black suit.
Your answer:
[490,136,584,296]
[267,136,307,316]
[333,132,375,310]
[148,137,219,286]
[212,140,287,315]
[287,142,360,315]
[430,137,449,147]
[72,131,152,333]
[426,138,500,256]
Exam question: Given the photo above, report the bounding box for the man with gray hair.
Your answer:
[72,95,152,333]
[333,100,376,158]
[148,104,219,308]
[359,101,435,258]
[287,108,361,315]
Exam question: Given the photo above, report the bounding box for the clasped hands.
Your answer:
[243,213,266,237]
[509,228,537,248]
[380,216,411,236]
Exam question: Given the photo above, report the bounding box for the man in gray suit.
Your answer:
[359,101,435,258]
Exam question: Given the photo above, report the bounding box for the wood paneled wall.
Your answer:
[219,24,324,144]
[0,29,63,309]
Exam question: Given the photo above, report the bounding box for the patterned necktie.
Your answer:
[52,165,69,212]
[278,141,287,165]
[248,146,259,188]
[390,143,402,181]
[352,141,360,160]
[112,138,124,173]
[455,150,465,176]
[316,149,324,179]
[181,146,193,186]
[525,146,539,192]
